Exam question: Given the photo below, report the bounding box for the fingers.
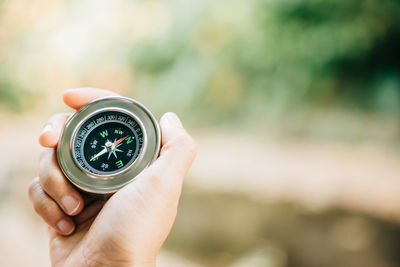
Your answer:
[33,87,119,235]
[28,177,75,235]
[39,113,70,148]
[39,148,84,216]
[140,112,198,194]
[63,87,119,110]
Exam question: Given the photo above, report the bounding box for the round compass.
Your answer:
[57,96,160,194]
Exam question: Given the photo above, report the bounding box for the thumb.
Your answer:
[139,112,198,195]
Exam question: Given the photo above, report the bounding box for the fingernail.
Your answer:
[41,124,52,134]
[61,195,80,215]
[165,112,183,128]
[57,219,74,234]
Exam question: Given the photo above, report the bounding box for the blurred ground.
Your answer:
[0,109,399,266]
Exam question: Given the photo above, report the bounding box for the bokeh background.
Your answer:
[0,0,400,266]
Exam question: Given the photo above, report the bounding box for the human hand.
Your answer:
[28,88,197,267]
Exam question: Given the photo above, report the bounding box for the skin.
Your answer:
[28,88,198,267]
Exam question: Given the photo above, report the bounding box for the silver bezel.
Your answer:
[57,96,161,194]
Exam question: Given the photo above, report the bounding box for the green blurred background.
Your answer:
[0,0,399,266]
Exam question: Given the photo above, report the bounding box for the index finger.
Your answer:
[63,87,119,110]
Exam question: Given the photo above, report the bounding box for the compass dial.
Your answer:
[58,96,160,194]
[73,111,144,176]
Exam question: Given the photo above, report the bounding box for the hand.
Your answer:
[28,88,198,267]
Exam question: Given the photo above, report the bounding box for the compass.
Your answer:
[57,96,160,194]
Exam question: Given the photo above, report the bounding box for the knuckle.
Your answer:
[174,133,198,157]
[32,199,43,214]
[40,169,57,190]
[186,135,198,155]
[31,191,47,214]
[173,133,196,149]
[173,132,190,143]
[34,196,56,216]
[28,178,40,200]
[39,149,54,169]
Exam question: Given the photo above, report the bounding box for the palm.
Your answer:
[48,176,179,267]
[49,221,89,266]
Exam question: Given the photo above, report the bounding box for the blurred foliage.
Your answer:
[166,189,400,267]
[0,0,399,118]
[130,0,400,122]
[0,76,26,112]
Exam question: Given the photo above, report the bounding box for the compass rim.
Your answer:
[57,96,161,194]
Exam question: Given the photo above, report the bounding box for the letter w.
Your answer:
[100,130,108,138]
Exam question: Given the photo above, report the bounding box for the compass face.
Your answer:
[73,110,144,175]
[58,96,160,194]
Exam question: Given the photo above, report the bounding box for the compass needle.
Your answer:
[114,135,129,146]
[90,147,108,161]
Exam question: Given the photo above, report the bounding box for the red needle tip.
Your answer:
[114,135,129,146]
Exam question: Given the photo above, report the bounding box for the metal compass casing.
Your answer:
[57,96,160,194]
